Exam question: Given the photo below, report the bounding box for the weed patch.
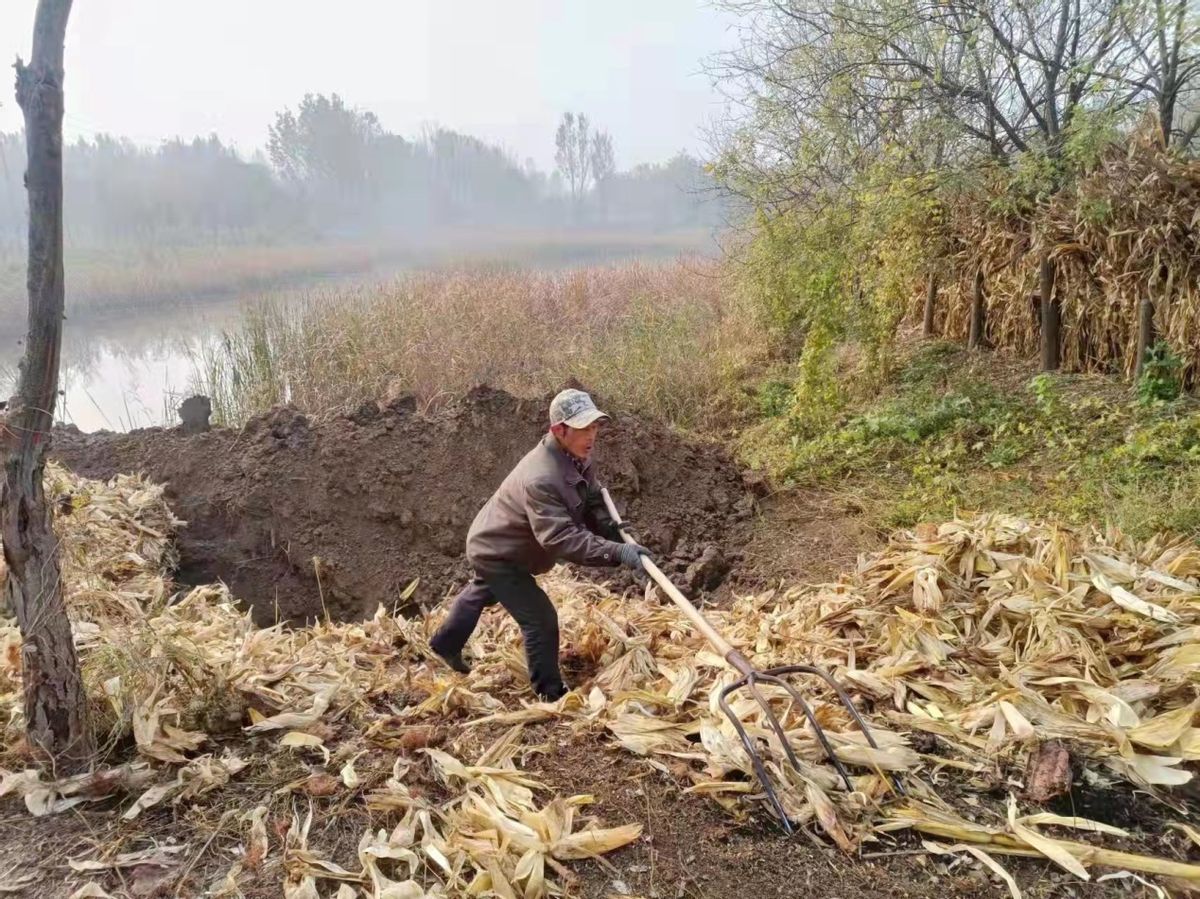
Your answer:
[747,340,1200,540]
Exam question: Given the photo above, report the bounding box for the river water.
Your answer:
[1,286,313,433]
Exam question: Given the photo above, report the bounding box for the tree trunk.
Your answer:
[922,272,938,337]
[1039,250,1061,371]
[968,268,987,349]
[1134,295,1157,379]
[2,0,92,770]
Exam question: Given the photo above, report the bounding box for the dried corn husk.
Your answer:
[3,465,1198,895]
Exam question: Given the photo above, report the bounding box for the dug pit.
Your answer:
[52,385,766,624]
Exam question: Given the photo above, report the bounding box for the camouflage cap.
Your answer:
[549,388,609,429]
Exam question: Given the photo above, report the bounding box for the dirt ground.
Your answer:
[532,740,1075,899]
[26,386,1183,898]
[1,723,1179,899]
[50,384,870,626]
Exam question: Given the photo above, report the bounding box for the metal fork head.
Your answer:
[715,660,903,834]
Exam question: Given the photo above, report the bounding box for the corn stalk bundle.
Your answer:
[920,130,1200,385]
[936,172,1037,349]
[1042,135,1200,381]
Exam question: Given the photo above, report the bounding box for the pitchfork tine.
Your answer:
[753,673,856,791]
[739,675,806,774]
[600,488,902,831]
[767,664,907,795]
[719,679,794,834]
[767,665,880,747]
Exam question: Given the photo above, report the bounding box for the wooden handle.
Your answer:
[600,488,736,659]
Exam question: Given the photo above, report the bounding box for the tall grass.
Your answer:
[191,259,760,431]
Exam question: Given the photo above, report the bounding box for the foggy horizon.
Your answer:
[1,0,742,435]
[0,0,736,171]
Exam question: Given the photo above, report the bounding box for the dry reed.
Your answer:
[0,230,712,337]
[194,258,759,430]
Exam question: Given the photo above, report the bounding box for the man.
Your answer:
[429,388,648,700]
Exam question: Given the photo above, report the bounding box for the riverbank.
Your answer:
[0,232,719,431]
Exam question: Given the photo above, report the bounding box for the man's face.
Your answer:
[554,421,601,460]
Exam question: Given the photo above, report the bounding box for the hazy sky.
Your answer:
[0,0,737,171]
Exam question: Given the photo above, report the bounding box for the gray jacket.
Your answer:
[466,434,624,575]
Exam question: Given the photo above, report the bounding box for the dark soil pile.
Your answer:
[52,385,764,624]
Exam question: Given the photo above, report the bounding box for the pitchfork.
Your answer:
[600,488,899,833]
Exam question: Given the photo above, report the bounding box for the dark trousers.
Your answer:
[429,567,563,698]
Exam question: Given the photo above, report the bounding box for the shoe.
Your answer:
[432,646,471,674]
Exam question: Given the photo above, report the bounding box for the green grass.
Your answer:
[741,339,1200,540]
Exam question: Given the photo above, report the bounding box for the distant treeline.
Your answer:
[0,94,726,248]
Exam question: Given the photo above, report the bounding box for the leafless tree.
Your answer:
[554,112,593,207]
[2,0,93,770]
[590,131,615,188]
[1118,0,1200,148]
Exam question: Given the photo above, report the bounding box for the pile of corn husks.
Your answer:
[536,514,1200,886]
[1,465,645,898]
[1,465,1199,897]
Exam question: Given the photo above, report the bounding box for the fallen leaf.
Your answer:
[303,773,340,797]
[281,731,330,764]
[341,753,364,789]
[244,806,269,870]
[1008,795,1089,880]
[1127,704,1196,751]
[67,886,115,899]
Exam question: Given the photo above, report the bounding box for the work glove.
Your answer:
[602,518,634,542]
[617,542,651,582]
